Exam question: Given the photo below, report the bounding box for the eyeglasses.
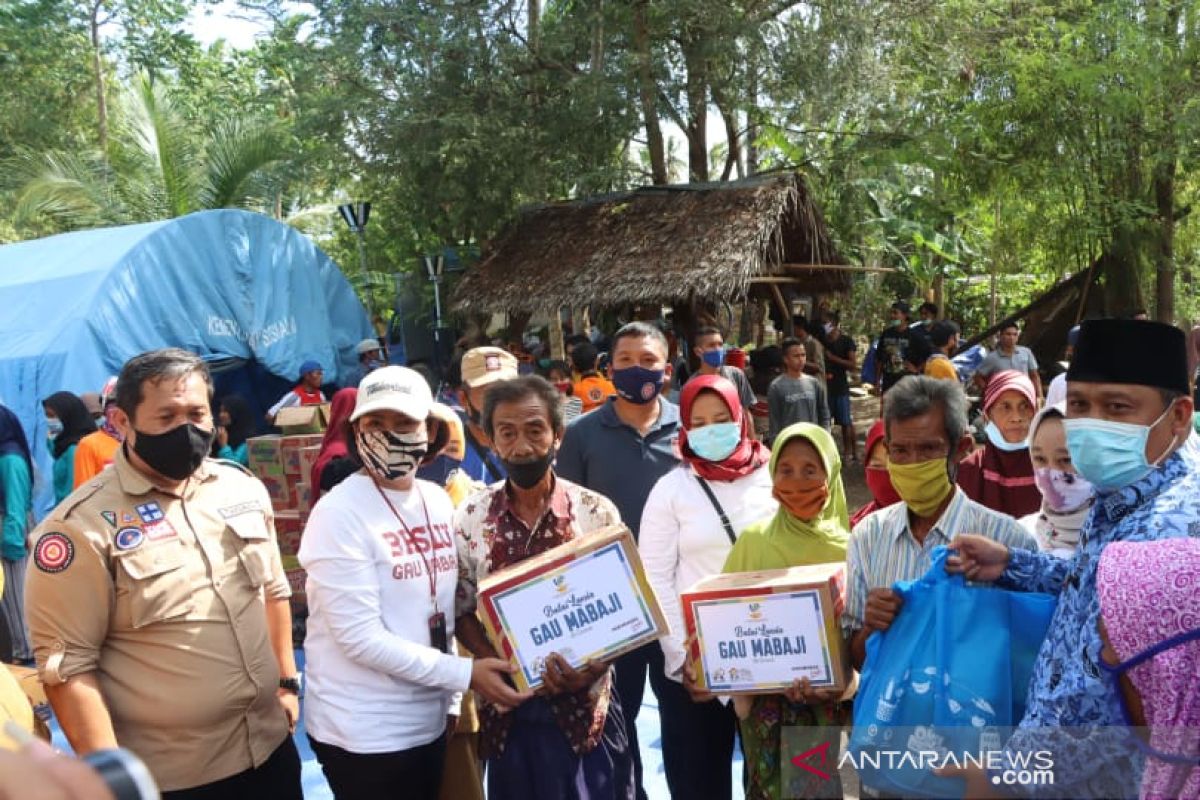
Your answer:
[1099,626,1200,766]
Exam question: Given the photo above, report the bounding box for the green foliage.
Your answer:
[6,0,1200,331]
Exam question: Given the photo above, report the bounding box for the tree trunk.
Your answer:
[1154,152,1176,324]
[528,0,540,52]
[633,0,668,184]
[90,1,108,152]
[746,41,760,175]
[712,87,741,180]
[682,38,708,182]
[589,0,604,73]
[1153,0,1181,324]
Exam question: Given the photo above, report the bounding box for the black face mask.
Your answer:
[503,448,556,489]
[132,423,214,481]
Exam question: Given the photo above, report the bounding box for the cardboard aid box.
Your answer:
[260,474,292,510]
[275,403,331,434]
[274,509,304,557]
[292,479,314,516]
[247,435,284,478]
[296,445,322,481]
[477,525,668,692]
[681,563,848,694]
[282,554,307,612]
[281,436,324,475]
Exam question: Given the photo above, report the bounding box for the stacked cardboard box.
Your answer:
[247,427,326,634]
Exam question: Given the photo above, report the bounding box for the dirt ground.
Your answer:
[837,393,881,512]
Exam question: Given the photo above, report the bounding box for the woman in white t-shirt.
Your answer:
[638,374,775,799]
[299,367,530,800]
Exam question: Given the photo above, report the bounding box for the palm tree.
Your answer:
[8,73,285,230]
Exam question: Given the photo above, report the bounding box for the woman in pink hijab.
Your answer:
[1098,537,1200,800]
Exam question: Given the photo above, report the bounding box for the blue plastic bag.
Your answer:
[849,546,1056,797]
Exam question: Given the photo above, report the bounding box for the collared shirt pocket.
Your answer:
[115,540,195,628]
[226,512,275,589]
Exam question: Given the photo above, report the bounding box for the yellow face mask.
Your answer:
[886,457,953,517]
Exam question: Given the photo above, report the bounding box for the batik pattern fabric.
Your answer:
[998,436,1200,798]
[741,696,849,800]
[454,476,621,758]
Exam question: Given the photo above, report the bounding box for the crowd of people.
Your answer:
[0,306,1197,800]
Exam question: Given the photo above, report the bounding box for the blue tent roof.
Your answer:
[0,209,373,514]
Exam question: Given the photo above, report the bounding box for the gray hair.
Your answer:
[883,375,969,446]
[482,375,565,438]
[115,348,213,420]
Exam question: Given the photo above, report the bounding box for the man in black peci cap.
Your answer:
[945,319,1200,799]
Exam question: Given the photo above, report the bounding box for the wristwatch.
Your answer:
[279,675,303,695]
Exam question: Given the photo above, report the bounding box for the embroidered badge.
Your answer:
[34,533,74,573]
[135,502,165,523]
[143,518,178,542]
[114,527,145,551]
[120,511,138,526]
[100,511,118,528]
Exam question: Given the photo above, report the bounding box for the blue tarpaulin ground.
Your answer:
[0,210,373,516]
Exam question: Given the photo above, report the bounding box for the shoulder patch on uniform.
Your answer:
[219,501,261,519]
[34,533,75,573]
[54,478,111,523]
[114,527,145,551]
[100,511,118,528]
[212,458,254,477]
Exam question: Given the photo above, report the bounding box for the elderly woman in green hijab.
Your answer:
[722,423,853,800]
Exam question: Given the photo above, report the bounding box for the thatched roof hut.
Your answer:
[452,172,855,316]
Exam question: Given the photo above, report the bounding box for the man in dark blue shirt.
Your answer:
[556,321,680,800]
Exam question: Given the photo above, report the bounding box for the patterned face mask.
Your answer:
[356,428,428,482]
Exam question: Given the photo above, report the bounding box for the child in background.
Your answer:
[1021,403,1093,558]
[850,419,902,528]
[544,360,583,422]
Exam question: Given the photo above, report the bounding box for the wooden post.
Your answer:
[769,284,793,336]
[550,308,566,360]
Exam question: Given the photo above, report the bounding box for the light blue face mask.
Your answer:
[46,417,63,439]
[701,347,726,369]
[688,421,741,462]
[1064,402,1178,492]
[985,421,1027,453]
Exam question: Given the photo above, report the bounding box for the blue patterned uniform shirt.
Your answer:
[998,435,1200,798]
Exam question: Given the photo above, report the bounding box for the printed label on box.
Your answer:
[692,589,836,692]
[484,541,660,690]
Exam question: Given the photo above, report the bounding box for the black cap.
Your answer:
[1067,319,1189,395]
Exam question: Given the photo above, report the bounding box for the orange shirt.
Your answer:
[72,429,120,488]
[574,374,616,413]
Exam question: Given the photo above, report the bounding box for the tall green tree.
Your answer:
[10,73,286,229]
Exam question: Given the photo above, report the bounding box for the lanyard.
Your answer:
[373,480,440,613]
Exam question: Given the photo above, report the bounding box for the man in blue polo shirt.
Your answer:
[556,321,681,800]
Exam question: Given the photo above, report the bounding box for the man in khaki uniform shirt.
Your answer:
[25,349,303,799]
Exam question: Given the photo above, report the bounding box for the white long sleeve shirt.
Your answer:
[299,472,472,753]
[637,463,776,681]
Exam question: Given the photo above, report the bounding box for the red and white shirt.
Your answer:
[299,472,471,753]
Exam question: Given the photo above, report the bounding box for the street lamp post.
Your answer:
[337,202,373,320]
[423,253,446,375]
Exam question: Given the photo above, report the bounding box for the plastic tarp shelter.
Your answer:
[0,209,373,516]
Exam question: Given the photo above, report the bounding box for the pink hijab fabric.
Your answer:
[1098,538,1200,800]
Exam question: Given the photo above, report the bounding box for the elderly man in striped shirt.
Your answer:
[842,376,1037,670]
